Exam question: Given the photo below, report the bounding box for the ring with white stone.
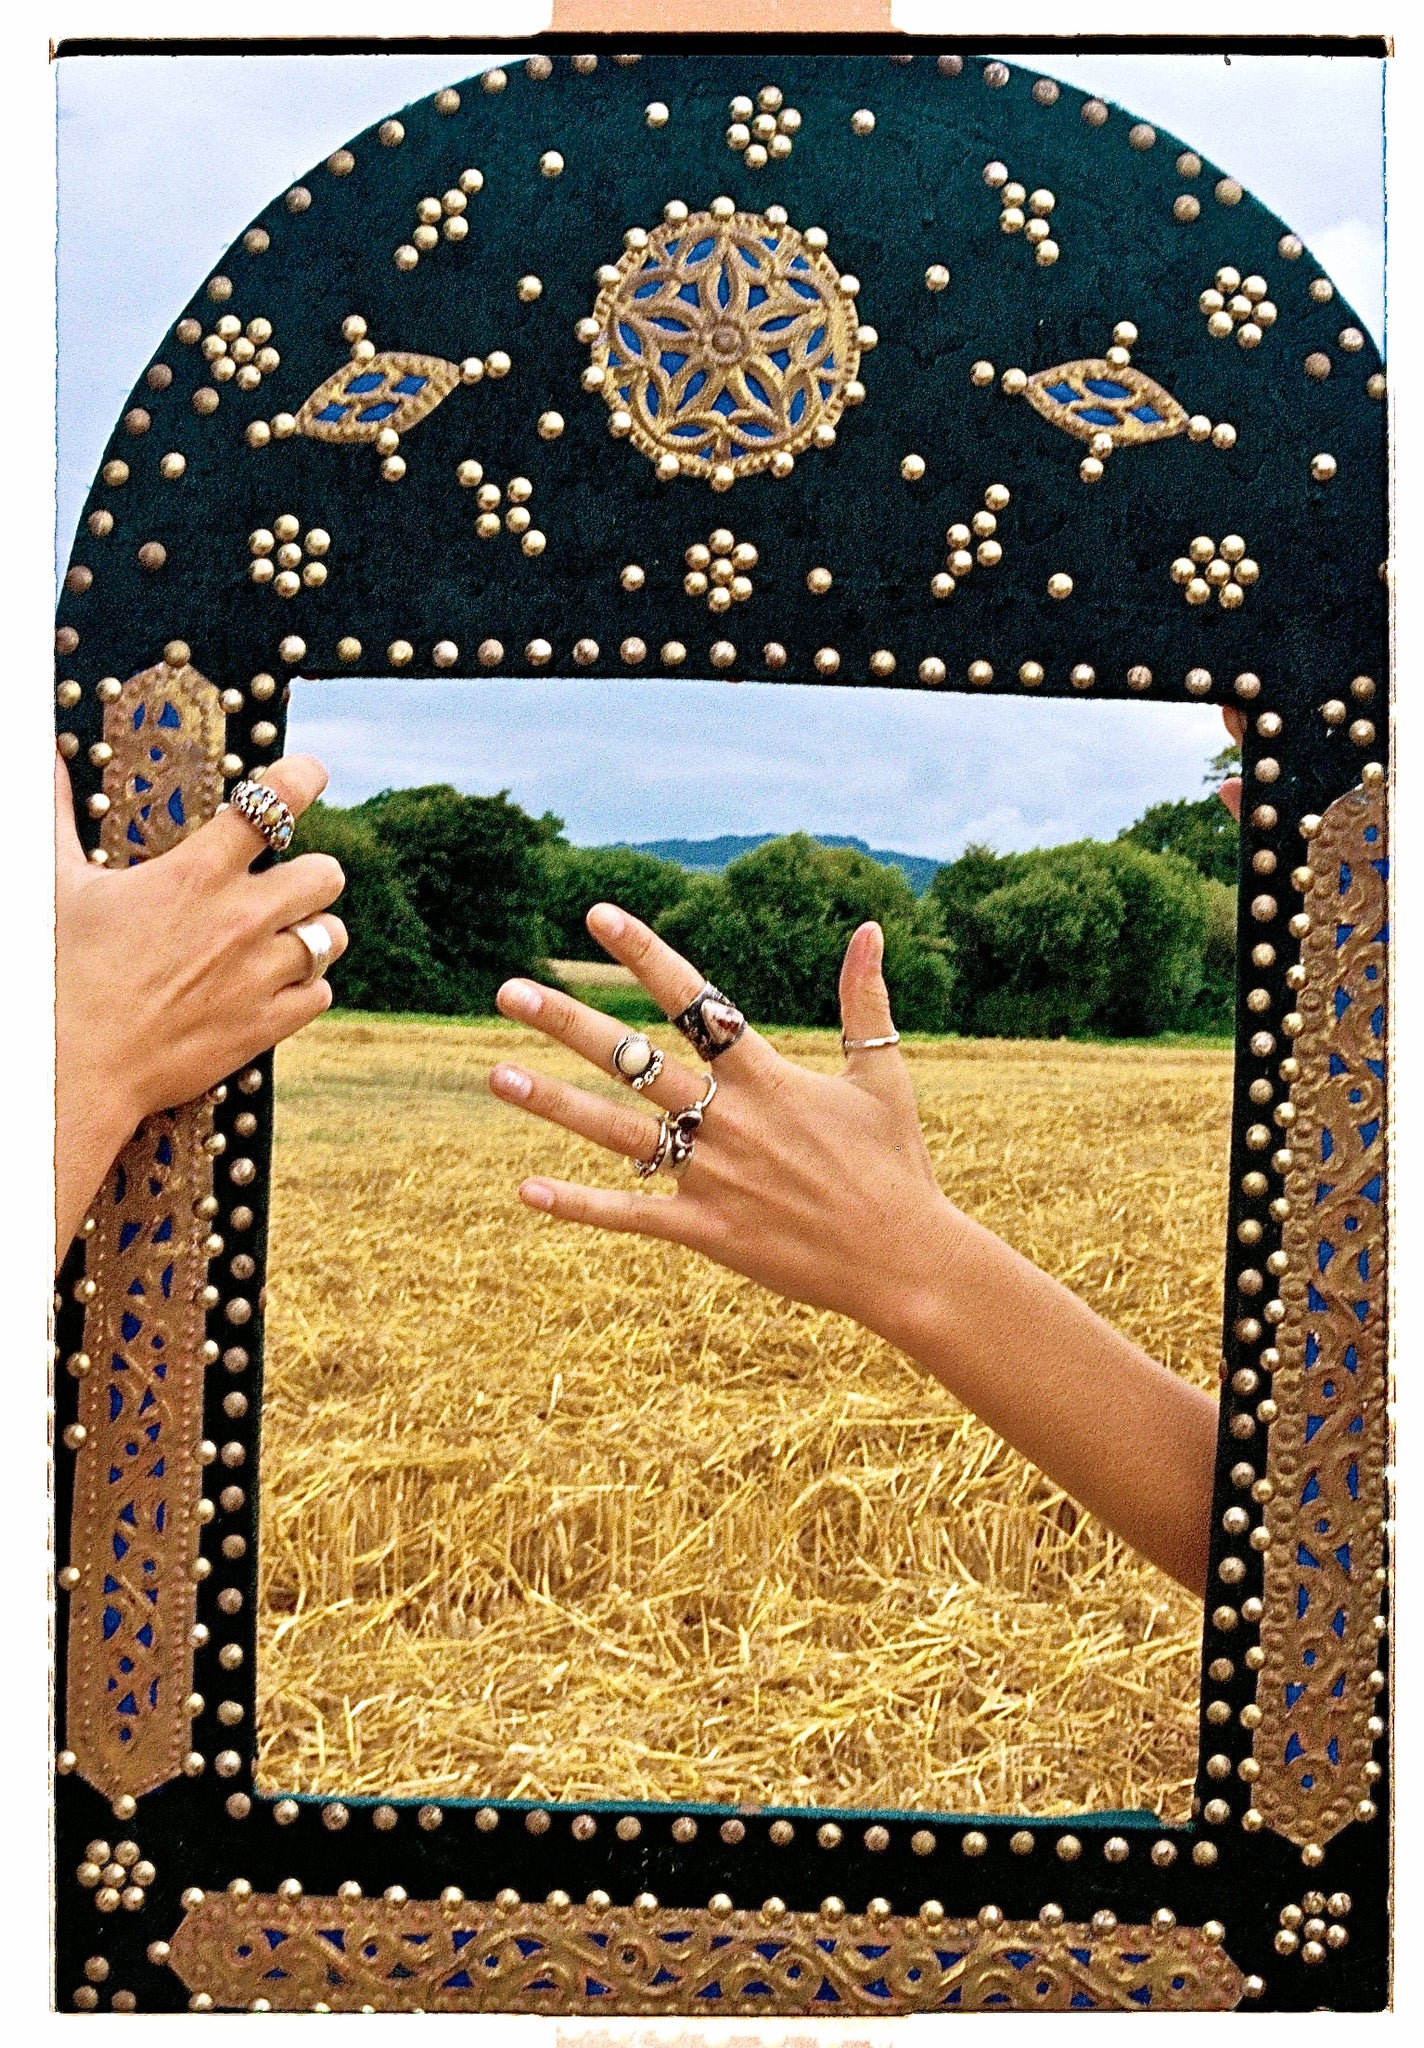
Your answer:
[611,1033,664,1091]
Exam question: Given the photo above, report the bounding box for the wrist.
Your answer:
[847,1191,977,1357]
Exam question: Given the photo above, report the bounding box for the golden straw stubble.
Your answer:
[259,1016,1228,1819]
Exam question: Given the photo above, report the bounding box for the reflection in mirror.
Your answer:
[257,680,1238,1819]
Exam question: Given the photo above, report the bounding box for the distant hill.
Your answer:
[614,833,945,896]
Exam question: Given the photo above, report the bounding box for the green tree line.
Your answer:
[290,779,1240,1038]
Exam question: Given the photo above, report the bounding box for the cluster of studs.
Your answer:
[685,528,758,610]
[1275,1891,1352,1964]
[982,162,1058,265]
[457,464,545,556]
[1200,268,1277,349]
[75,1837,155,1915]
[249,517,329,596]
[931,484,1010,598]
[726,85,800,167]
[175,309,278,412]
[1319,675,1379,748]
[73,1955,138,2013]
[395,170,479,270]
[1171,534,1259,609]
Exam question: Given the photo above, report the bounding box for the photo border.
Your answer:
[52,37,1390,2014]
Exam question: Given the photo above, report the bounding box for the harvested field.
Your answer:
[257,1014,1231,1819]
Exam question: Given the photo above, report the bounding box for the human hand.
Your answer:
[489,907,959,1340]
[55,751,348,1258]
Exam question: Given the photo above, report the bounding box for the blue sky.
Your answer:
[56,49,1385,857]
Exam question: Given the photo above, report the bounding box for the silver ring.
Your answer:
[634,1120,672,1180]
[229,779,296,855]
[633,1073,717,1180]
[842,1030,900,1053]
[670,983,746,1061]
[287,919,334,986]
[612,1033,664,1091]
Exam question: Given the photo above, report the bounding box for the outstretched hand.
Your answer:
[55,751,348,1261]
[490,907,954,1335]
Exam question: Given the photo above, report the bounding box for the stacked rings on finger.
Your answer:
[634,1073,717,1180]
[286,919,334,986]
[611,1032,664,1091]
[229,778,296,855]
[670,983,746,1061]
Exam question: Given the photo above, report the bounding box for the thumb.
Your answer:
[54,750,89,871]
[839,922,907,1093]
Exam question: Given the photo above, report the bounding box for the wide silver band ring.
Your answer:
[229,779,296,855]
[634,1073,717,1180]
[287,919,335,986]
[670,983,746,1061]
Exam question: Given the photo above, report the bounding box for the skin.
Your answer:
[54,751,347,1266]
[488,709,1247,1596]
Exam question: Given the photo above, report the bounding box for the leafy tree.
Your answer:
[287,801,450,1012]
[1118,794,1240,886]
[1206,739,1243,783]
[1186,876,1237,1033]
[541,842,692,960]
[931,840,1213,1038]
[656,833,955,1030]
[1093,842,1210,1037]
[355,784,558,1013]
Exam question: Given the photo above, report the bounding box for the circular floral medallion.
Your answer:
[589,211,862,487]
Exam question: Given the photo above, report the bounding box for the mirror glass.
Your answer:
[256,678,1236,1820]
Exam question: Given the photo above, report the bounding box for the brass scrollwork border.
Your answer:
[166,1893,1246,2015]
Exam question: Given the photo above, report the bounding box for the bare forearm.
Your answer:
[54,1067,134,1272]
[862,1199,1217,1593]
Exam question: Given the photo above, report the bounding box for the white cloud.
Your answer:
[288,680,1227,861]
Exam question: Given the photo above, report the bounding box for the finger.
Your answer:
[190,754,331,875]
[518,1175,689,1241]
[257,850,347,928]
[839,922,897,1046]
[1218,775,1243,822]
[495,976,703,1110]
[1223,707,1246,744]
[273,912,348,990]
[489,1062,664,1163]
[838,921,915,1101]
[54,751,88,871]
[265,971,335,1043]
[585,903,777,1076]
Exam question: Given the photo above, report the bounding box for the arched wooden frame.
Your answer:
[53,42,1389,2014]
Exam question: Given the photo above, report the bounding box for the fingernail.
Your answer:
[490,1064,532,1100]
[861,920,884,969]
[587,903,626,941]
[520,1179,555,1211]
[498,979,541,1020]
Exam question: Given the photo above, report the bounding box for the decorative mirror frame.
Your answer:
[52,36,1390,2015]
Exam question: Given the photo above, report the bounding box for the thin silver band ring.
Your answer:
[842,1030,900,1053]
